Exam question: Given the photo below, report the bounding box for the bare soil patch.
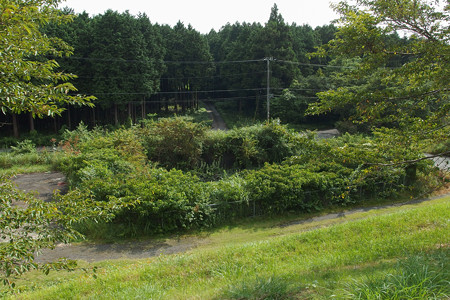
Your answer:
[11,171,68,202]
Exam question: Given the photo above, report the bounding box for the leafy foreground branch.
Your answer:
[0,175,112,290]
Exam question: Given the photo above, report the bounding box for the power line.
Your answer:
[165,59,264,64]
[79,86,324,98]
[62,56,351,68]
[67,56,263,64]
[88,88,265,96]
[160,71,267,80]
[73,71,267,80]
[116,96,261,104]
[271,87,326,92]
[276,59,354,69]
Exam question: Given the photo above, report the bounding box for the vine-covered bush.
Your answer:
[53,120,439,237]
[104,168,216,233]
[202,121,303,169]
[140,116,207,170]
[58,125,147,185]
[244,163,349,213]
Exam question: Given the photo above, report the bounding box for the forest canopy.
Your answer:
[0,3,337,136]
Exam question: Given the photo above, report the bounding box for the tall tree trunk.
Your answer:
[128,102,132,124]
[29,112,35,132]
[181,86,186,113]
[141,97,146,120]
[114,103,119,126]
[53,117,58,133]
[254,94,260,120]
[91,107,96,127]
[67,105,72,130]
[196,92,199,110]
[12,113,19,138]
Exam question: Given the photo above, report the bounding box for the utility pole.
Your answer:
[264,57,274,122]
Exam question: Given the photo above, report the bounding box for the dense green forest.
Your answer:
[1,5,341,137]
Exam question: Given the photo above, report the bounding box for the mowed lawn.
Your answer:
[9,196,450,299]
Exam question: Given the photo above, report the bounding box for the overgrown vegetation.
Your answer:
[44,118,442,239]
[0,174,112,289]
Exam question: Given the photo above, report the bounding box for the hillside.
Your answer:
[9,195,449,299]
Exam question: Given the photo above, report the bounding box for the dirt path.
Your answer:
[10,171,449,263]
[12,172,68,202]
[203,101,228,130]
[35,236,205,263]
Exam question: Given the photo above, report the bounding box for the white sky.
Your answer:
[60,0,340,34]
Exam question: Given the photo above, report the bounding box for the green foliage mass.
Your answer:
[307,0,449,152]
[140,116,207,170]
[0,0,94,117]
[52,118,441,238]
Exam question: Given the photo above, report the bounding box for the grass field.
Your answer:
[7,195,449,299]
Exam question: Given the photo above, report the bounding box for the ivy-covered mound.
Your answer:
[56,118,441,237]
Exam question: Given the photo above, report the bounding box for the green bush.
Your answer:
[202,121,303,170]
[76,167,216,235]
[140,116,207,170]
[58,125,147,185]
[244,163,348,214]
[54,120,440,238]
[10,139,36,154]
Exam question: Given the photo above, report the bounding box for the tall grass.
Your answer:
[0,150,63,176]
[11,197,449,299]
[345,250,449,299]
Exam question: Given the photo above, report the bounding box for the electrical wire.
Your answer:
[89,88,265,96]
[68,56,263,64]
[72,71,267,80]
[62,56,351,68]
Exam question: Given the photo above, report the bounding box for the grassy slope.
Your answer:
[0,151,57,176]
[10,195,449,299]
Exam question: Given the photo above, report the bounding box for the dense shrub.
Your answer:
[54,120,440,237]
[58,125,147,185]
[244,163,348,213]
[140,117,207,170]
[202,121,303,169]
[102,168,216,233]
